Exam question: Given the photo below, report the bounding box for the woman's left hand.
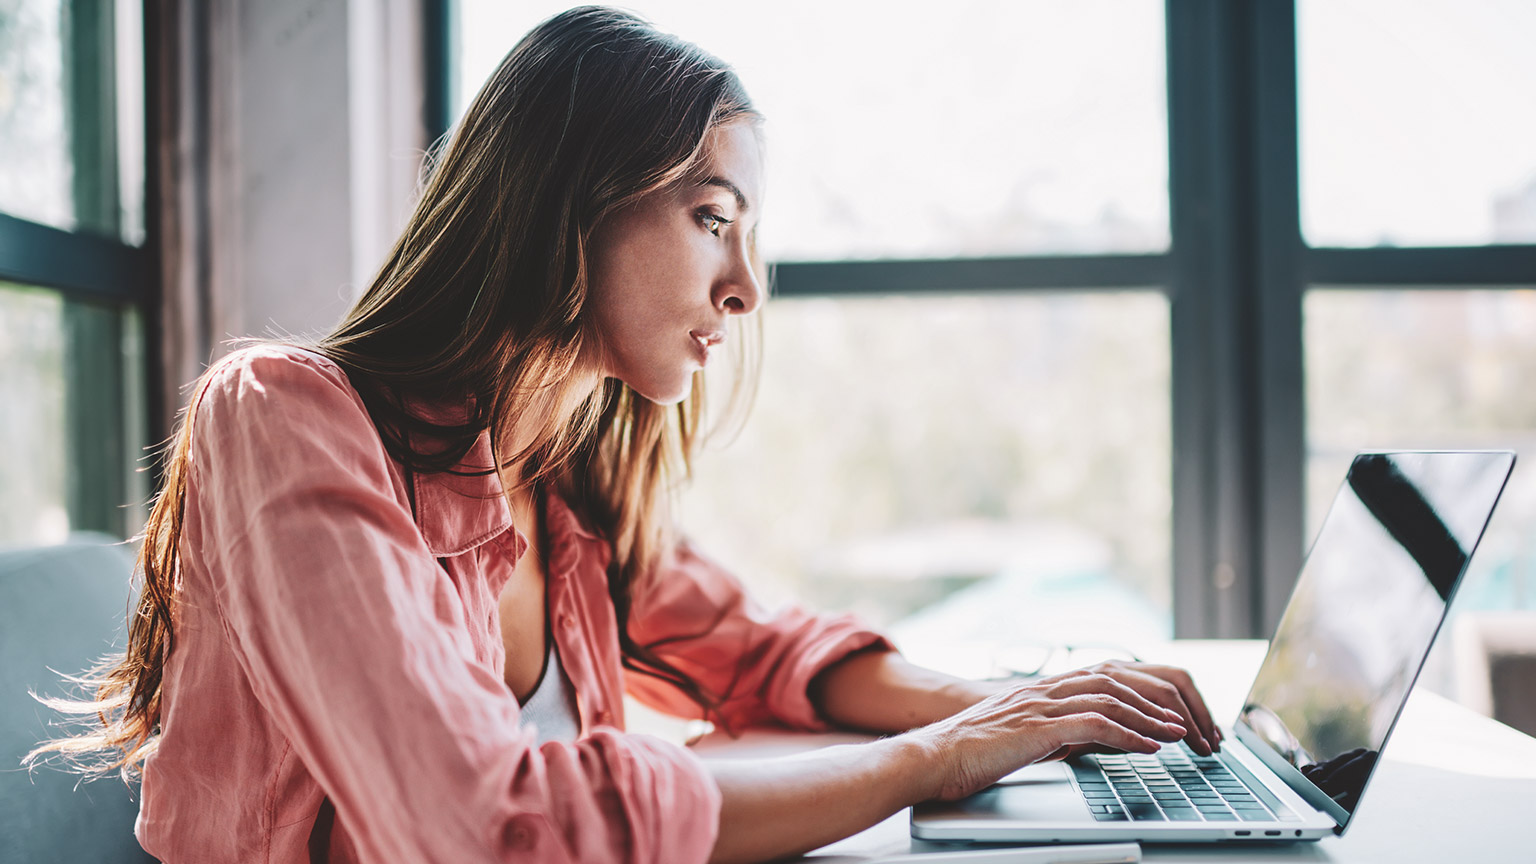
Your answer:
[1029,660,1221,758]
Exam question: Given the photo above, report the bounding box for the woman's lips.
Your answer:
[689,329,726,365]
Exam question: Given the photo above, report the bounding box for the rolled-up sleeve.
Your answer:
[183,348,720,864]
[623,540,895,733]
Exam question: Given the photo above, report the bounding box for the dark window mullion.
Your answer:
[0,213,150,304]
[773,254,1172,297]
[1307,245,1536,287]
[1166,0,1304,638]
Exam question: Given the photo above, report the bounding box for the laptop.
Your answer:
[912,450,1516,844]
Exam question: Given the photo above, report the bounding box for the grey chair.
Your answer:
[0,534,157,864]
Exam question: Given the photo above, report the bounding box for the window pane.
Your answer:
[1299,1,1536,247]
[0,282,68,544]
[0,0,72,231]
[678,292,1172,674]
[456,1,1169,261]
[1305,289,1536,715]
[0,281,147,545]
[0,0,145,243]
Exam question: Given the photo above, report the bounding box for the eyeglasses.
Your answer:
[990,640,1144,679]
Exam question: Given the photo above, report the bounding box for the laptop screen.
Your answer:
[1237,451,1515,827]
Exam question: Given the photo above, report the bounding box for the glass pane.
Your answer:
[0,282,69,544]
[0,280,147,546]
[113,0,146,245]
[0,0,72,231]
[456,1,1169,261]
[678,292,1172,675]
[0,0,145,243]
[1304,289,1536,718]
[1299,1,1536,247]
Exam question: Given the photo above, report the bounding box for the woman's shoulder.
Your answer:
[192,342,369,433]
[205,342,348,386]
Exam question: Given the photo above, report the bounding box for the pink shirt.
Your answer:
[137,345,891,864]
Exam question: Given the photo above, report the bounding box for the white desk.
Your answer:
[692,640,1536,862]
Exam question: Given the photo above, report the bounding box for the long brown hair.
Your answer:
[29,5,764,779]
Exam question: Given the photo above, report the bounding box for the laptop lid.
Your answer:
[1235,450,1516,834]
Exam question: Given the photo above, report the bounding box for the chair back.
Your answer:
[0,534,156,864]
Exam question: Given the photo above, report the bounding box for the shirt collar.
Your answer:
[410,427,513,557]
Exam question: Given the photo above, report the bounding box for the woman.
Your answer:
[32,7,1219,863]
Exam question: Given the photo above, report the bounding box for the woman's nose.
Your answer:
[715,242,764,315]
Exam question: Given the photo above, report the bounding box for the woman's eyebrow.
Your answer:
[698,176,751,213]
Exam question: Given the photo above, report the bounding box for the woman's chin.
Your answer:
[624,376,692,406]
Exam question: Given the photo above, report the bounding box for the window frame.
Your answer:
[432,0,1536,638]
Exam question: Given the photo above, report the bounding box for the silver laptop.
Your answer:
[913,450,1516,844]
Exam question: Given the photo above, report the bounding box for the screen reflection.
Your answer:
[1240,452,1513,819]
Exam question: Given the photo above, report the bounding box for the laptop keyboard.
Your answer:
[1069,742,1300,823]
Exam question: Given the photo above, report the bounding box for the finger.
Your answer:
[1099,666,1214,756]
[1049,711,1166,756]
[1046,673,1188,730]
[1135,665,1220,752]
[1044,693,1188,743]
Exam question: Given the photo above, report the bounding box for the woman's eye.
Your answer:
[699,212,731,237]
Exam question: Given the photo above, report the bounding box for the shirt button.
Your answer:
[505,816,539,851]
[559,613,575,630]
[597,710,614,725]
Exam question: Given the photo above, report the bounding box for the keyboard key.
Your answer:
[1164,808,1203,821]
[1093,811,1130,821]
[1125,803,1165,821]
[1203,812,1239,821]
[1084,791,1118,800]
[1230,802,1268,810]
[1238,810,1275,821]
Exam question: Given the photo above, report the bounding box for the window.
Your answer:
[454,1,1169,262]
[681,293,1172,663]
[1296,0,1536,713]
[0,0,151,545]
[1305,289,1536,702]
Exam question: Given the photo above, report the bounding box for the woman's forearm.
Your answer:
[711,656,1215,862]
[809,649,1006,734]
[706,735,937,864]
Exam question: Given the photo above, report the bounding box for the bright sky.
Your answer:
[456,1,1536,259]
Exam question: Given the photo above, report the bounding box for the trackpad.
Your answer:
[921,762,1091,823]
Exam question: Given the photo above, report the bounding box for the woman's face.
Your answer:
[584,122,765,405]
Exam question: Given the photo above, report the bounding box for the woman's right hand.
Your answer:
[908,668,1192,802]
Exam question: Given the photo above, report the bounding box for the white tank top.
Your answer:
[517,636,581,744]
